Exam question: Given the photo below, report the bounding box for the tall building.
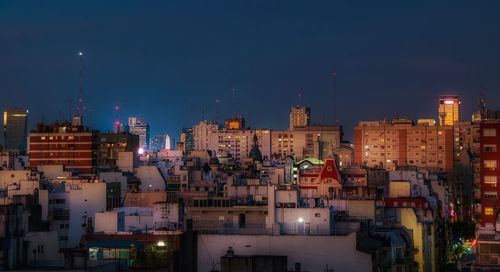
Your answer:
[475,121,500,269]
[289,106,311,130]
[438,95,460,126]
[192,121,218,151]
[128,117,150,150]
[150,134,171,151]
[354,118,454,171]
[28,122,97,174]
[478,122,500,227]
[3,108,28,153]
[181,128,194,153]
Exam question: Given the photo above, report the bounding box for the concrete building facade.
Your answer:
[354,119,453,171]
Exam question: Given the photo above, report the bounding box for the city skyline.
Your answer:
[1,2,500,270]
[2,1,500,140]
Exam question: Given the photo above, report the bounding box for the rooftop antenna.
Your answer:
[77,51,84,117]
[68,98,73,122]
[297,93,302,106]
[215,98,220,124]
[332,71,337,124]
[114,103,121,123]
[231,88,236,116]
[479,88,486,120]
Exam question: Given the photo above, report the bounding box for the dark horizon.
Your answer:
[2,1,500,141]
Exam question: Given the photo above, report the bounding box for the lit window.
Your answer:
[484,207,494,215]
[483,144,497,152]
[484,192,497,199]
[41,136,46,140]
[483,128,497,137]
[484,160,497,169]
[484,176,498,187]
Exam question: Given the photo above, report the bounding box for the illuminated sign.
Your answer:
[444,100,454,105]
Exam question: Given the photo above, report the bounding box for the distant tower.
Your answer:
[3,108,28,153]
[128,116,150,150]
[289,105,311,130]
[438,95,460,126]
[249,134,263,162]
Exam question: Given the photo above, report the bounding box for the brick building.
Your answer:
[28,122,97,175]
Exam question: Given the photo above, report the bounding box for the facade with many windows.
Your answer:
[354,119,453,171]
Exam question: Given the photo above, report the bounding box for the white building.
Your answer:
[209,129,271,160]
[94,203,179,233]
[135,166,166,192]
[49,178,106,249]
[192,121,219,151]
[198,234,371,272]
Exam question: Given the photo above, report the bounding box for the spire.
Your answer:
[249,134,263,162]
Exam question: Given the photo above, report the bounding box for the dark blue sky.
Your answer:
[2,1,500,141]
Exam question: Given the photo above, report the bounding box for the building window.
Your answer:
[484,192,498,199]
[483,128,497,137]
[484,207,494,215]
[484,176,498,187]
[484,160,497,170]
[483,144,497,152]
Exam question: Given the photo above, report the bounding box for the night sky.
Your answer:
[2,1,500,141]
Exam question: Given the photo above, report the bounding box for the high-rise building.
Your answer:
[192,121,218,151]
[181,128,194,153]
[478,122,500,227]
[475,121,500,269]
[150,134,171,151]
[3,108,28,153]
[438,95,460,126]
[289,106,311,130]
[354,118,454,171]
[28,122,97,174]
[128,117,150,150]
